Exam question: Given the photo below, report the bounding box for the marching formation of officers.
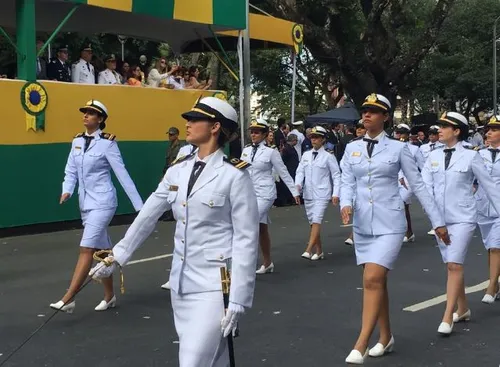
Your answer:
[47,92,500,366]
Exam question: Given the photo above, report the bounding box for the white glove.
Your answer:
[89,256,117,280]
[221,302,245,337]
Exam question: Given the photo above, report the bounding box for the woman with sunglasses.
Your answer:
[422,112,500,335]
[89,97,259,367]
[476,116,500,304]
[50,100,143,313]
[241,119,300,274]
[341,94,449,364]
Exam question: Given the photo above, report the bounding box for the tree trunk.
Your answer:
[400,97,408,123]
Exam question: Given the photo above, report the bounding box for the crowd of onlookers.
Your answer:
[1,39,213,90]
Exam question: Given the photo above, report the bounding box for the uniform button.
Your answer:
[182,201,186,207]
[181,239,185,243]
[209,200,214,208]
[369,187,372,191]
[181,257,184,261]
[369,199,373,204]
[182,219,185,224]
[219,254,224,260]
[368,159,371,163]
[368,173,372,176]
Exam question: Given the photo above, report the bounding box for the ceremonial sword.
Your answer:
[220,265,236,367]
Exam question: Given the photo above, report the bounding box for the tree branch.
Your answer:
[387,0,456,83]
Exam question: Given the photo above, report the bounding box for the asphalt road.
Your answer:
[0,204,499,367]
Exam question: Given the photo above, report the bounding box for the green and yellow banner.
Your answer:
[66,0,246,29]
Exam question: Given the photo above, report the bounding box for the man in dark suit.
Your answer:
[47,45,71,82]
[274,117,288,151]
[338,126,355,160]
[275,134,300,206]
[36,39,48,80]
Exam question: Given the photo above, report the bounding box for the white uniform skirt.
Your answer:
[435,222,476,264]
[170,290,229,367]
[353,232,405,270]
[80,208,115,249]
[478,215,500,250]
[304,199,329,225]
[257,198,274,224]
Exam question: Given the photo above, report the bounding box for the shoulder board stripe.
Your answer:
[224,157,251,170]
[100,133,116,141]
[245,143,252,148]
[350,136,363,142]
[74,132,84,138]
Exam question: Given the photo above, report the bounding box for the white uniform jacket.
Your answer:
[71,58,95,84]
[62,130,143,212]
[340,134,444,235]
[240,141,299,200]
[419,141,444,163]
[398,142,422,181]
[295,147,341,200]
[475,148,500,218]
[112,149,260,308]
[98,69,121,85]
[422,142,500,224]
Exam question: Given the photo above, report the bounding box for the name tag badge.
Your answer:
[75,146,81,150]
[242,153,247,157]
[431,162,439,167]
[352,152,361,157]
[169,185,179,192]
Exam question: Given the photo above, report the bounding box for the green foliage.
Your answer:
[413,0,500,118]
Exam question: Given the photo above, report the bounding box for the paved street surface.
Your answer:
[1,204,499,367]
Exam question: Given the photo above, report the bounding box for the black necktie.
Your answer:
[86,62,91,72]
[430,143,435,151]
[489,148,500,162]
[313,152,318,160]
[83,136,94,152]
[444,148,455,170]
[363,138,379,158]
[251,144,259,162]
[187,161,206,196]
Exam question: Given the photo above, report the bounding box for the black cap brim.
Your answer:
[360,104,388,113]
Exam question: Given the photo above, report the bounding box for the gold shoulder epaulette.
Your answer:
[100,133,116,141]
[269,145,277,149]
[326,149,335,154]
[74,132,84,138]
[245,143,252,148]
[224,157,250,170]
[170,152,195,167]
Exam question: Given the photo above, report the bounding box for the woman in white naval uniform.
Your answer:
[240,119,300,274]
[419,125,445,236]
[50,100,143,313]
[90,97,260,367]
[341,94,449,364]
[421,112,500,335]
[295,126,340,260]
[394,123,423,243]
[473,116,500,303]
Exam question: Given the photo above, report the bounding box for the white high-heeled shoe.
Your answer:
[481,292,499,304]
[403,234,415,243]
[345,348,368,364]
[256,263,274,274]
[94,295,116,311]
[368,335,395,357]
[452,309,471,323]
[301,251,312,259]
[49,300,76,314]
[437,322,453,335]
[311,253,325,261]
